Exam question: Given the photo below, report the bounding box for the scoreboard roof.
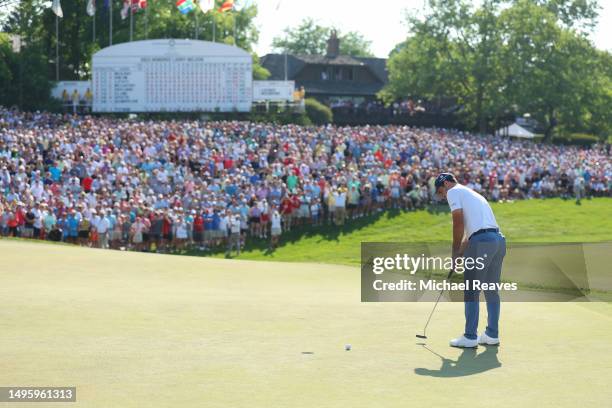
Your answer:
[93,39,251,59]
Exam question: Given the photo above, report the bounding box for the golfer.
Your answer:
[435,173,506,348]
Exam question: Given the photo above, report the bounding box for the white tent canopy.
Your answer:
[496,123,535,138]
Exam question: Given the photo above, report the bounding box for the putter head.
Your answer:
[416,334,427,339]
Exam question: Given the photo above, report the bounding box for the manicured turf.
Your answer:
[221,197,612,265]
[1,240,611,408]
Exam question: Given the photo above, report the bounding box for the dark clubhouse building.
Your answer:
[260,31,388,106]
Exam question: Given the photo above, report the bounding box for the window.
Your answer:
[346,67,354,81]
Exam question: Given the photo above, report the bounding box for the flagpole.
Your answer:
[109,0,113,46]
[55,14,59,81]
[233,11,236,45]
[276,0,287,80]
[195,9,199,39]
[130,6,133,41]
[145,3,148,39]
[212,12,216,42]
[93,8,96,43]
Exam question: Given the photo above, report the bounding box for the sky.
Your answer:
[253,0,612,58]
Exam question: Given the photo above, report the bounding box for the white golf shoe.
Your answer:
[449,335,478,348]
[478,332,500,345]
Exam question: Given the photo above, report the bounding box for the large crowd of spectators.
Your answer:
[0,107,610,254]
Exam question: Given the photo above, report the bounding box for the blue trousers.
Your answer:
[463,232,506,340]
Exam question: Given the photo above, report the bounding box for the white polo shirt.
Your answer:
[446,184,499,238]
[271,212,282,230]
[230,216,241,234]
[96,216,111,234]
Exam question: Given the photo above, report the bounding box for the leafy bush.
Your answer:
[249,110,311,126]
[552,133,602,146]
[305,98,333,125]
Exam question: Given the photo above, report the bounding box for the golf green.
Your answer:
[1,240,611,407]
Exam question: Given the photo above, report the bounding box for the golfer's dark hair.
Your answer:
[435,172,458,188]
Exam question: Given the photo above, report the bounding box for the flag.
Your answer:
[234,0,251,12]
[104,0,110,8]
[51,0,63,17]
[197,0,215,13]
[218,0,233,12]
[139,0,148,9]
[176,0,196,14]
[130,0,140,11]
[87,0,96,16]
[120,0,130,19]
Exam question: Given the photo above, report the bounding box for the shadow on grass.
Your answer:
[185,203,449,259]
[414,344,501,377]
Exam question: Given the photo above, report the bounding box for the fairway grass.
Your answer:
[221,197,612,265]
[1,240,611,408]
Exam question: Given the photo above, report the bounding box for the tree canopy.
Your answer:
[272,18,374,57]
[0,0,268,86]
[382,0,611,138]
[0,31,53,110]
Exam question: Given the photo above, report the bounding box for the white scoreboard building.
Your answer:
[92,39,252,113]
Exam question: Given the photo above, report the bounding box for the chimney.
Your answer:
[326,30,340,58]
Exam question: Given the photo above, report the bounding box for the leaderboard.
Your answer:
[92,40,252,113]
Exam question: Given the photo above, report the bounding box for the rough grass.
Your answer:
[219,197,612,265]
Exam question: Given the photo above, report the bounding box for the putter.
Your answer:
[416,269,454,339]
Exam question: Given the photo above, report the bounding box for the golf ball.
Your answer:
[345,344,352,351]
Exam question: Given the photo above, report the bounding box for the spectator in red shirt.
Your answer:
[374,149,384,162]
[290,193,301,226]
[280,195,293,232]
[7,207,19,236]
[193,212,205,250]
[15,204,25,229]
[82,176,93,192]
[162,212,173,251]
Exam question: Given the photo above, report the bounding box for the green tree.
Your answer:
[1,0,266,82]
[585,50,612,137]
[0,34,18,105]
[252,53,270,80]
[529,0,599,30]
[338,31,374,57]
[272,18,374,57]
[381,0,505,132]
[305,97,333,124]
[0,33,52,110]
[382,0,609,137]
[498,0,608,139]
